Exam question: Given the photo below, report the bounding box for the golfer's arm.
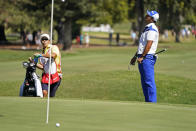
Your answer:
[142,40,153,57]
[36,63,44,70]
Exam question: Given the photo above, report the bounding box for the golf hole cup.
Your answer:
[56,123,60,127]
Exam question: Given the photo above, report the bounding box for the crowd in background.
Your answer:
[20,29,42,49]
[19,25,196,49]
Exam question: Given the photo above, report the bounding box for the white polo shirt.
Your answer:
[137,23,159,54]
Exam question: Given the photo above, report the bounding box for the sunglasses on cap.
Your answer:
[41,37,49,41]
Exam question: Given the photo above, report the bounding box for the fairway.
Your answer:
[0,97,196,131]
[0,41,196,131]
[0,41,196,104]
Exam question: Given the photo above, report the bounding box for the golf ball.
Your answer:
[56,123,60,127]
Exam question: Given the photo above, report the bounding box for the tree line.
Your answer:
[0,0,196,50]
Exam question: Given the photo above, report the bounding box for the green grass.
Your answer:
[0,41,196,104]
[0,97,196,131]
[113,21,132,34]
[0,40,196,130]
[1,22,196,130]
[80,31,133,45]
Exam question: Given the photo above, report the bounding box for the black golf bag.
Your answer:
[19,60,43,97]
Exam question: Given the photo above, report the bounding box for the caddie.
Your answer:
[34,34,62,97]
[130,10,159,102]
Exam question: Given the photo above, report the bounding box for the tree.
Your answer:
[182,0,196,25]
[128,0,159,45]
[53,0,95,50]
[89,0,128,26]
[158,0,193,42]
[0,0,129,48]
[19,0,99,50]
[53,0,128,50]
[0,0,38,44]
[23,0,128,50]
[0,0,14,43]
[128,0,196,43]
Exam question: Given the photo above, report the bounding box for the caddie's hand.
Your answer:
[28,57,33,62]
[137,57,144,64]
[34,53,42,58]
[130,56,137,65]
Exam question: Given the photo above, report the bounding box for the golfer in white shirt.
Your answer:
[130,10,159,102]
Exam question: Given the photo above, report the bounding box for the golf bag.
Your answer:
[19,59,43,97]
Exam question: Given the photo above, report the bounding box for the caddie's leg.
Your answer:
[142,55,157,102]
[50,78,61,97]
[43,90,48,97]
[41,83,48,97]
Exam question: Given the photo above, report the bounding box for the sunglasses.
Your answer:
[41,37,49,41]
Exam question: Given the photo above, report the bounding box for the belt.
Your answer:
[137,54,155,59]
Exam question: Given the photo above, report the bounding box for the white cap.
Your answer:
[147,10,159,22]
[40,34,50,40]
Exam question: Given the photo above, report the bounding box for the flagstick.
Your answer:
[46,0,54,124]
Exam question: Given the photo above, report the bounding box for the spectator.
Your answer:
[32,30,37,45]
[181,28,186,38]
[80,34,83,46]
[26,31,33,48]
[116,33,120,46]
[108,29,113,46]
[130,30,136,41]
[84,33,90,48]
[164,30,168,39]
[76,36,80,44]
[20,30,26,45]
[35,29,42,49]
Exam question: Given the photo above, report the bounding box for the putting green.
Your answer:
[0,97,196,131]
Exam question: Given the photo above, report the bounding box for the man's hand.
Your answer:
[137,57,144,64]
[28,57,33,62]
[130,56,137,65]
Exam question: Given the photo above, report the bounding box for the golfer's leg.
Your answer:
[143,58,157,102]
[139,63,149,102]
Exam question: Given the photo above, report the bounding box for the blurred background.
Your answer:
[0,0,196,104]
[0,0,196,50]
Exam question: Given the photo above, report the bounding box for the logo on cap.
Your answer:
[147,10,159,22]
